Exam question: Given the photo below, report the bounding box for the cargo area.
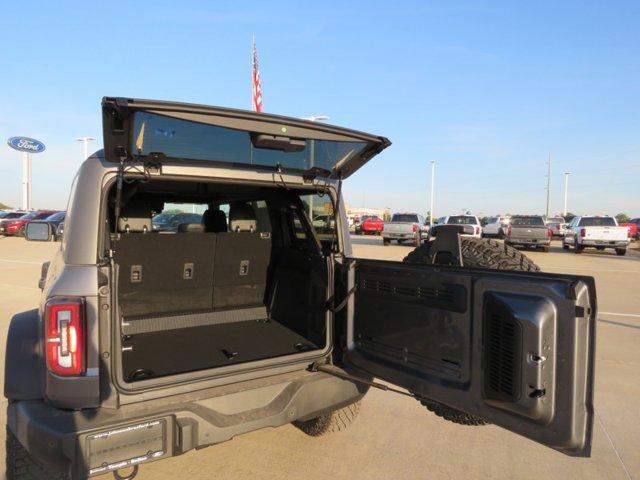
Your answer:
[109,179,334,382]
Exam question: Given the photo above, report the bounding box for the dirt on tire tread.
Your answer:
[294,402,361,437]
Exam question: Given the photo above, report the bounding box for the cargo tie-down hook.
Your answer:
[113,465,139,480]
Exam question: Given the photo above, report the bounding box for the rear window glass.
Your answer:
[511,216,545,226]
[132,112,368,173]
[579,217,616,227]
[447,216,477,225]
[391,214,419,223]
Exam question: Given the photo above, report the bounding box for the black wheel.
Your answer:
[497,228,505,239]
[562,242,570,250]
[383,238,390,246]
[541,246,550,253]
[403,238,539,426]
[6,427,69,480]
[616,248,627,256]
[574,238,584,254]
[294,401,361,436]
[414,235,421,247]
[17,226,25,238]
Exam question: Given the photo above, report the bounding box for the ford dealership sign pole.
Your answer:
[7,137,46,211]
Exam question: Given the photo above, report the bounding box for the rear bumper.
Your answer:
[581,240,629,248]
[506,238,550,246]
[8,370,367,479]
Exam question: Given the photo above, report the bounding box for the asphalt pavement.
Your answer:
[0,236,638,480]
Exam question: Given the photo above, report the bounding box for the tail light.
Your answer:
[580,229,586,238]
[547,228,552,238]
[507,226,512,236]
[475,226,480,235]
[45,298,85,376]
[412,224,418,233]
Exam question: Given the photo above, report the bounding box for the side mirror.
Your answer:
[25,222,52,241]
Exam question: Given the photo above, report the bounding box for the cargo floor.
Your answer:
[122,319,319,382]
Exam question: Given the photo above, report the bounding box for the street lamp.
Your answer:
[429,160,436,227]
[76,137,95,160]
[563,172,571,217]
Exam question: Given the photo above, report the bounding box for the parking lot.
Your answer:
[0,235,638,480]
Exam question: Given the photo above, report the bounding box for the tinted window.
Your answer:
[391,214,419,223]
[486,217,497,224]
[447,216,477,225]
[578,217,616,227]
[45,212,65,222]
[511,216,545,226]
[132,112,368,173]
[34,212,56,220]
[302,193,337,243]
[1,212,25,219]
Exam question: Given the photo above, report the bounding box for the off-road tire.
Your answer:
[293,401,361,436]
[6,427,69,480]
[403,237,540,272]
[417,398,490,426]
[403,237,539,425]
[383,238,390,246]
[615,248,627,256]
[574,239,584,254]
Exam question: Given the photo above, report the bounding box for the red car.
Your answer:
[356,215,384,235]
[619,222,638,239]
[0,210,59,236]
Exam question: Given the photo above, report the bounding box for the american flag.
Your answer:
[251,37,263,112]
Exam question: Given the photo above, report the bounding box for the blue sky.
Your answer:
[1,1,638,217]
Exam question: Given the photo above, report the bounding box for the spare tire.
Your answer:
[403,237,540,425]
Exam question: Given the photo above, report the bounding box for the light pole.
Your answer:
[563,172,571,217]
[545,152,551,219]
[76,137,95,160]
[429,160,436,226]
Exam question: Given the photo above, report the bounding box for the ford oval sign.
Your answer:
[7,137,46,154]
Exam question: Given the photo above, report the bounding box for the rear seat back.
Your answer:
[115,206,216,318]
[213,202,272,310]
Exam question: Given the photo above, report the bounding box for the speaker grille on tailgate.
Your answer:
[484,294,522,402]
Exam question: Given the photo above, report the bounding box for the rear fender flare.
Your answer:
[4,309,44,400]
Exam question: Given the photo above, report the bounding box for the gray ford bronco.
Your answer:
[6,97,596,479]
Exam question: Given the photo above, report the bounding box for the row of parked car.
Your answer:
[0,210,66,240]
[0,209,206,241]
[374,211,637,256]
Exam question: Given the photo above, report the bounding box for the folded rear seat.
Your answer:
[115,209,216,319]
[213,202,272,310]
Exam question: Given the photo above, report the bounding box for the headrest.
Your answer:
[118,204,152,233]
[202,208,227,233]
[229,203,257,232]
[178,222,205,234]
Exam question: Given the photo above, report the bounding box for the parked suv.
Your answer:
[8,98,597,479]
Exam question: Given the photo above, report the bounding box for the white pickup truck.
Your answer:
[563,216,631,255]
